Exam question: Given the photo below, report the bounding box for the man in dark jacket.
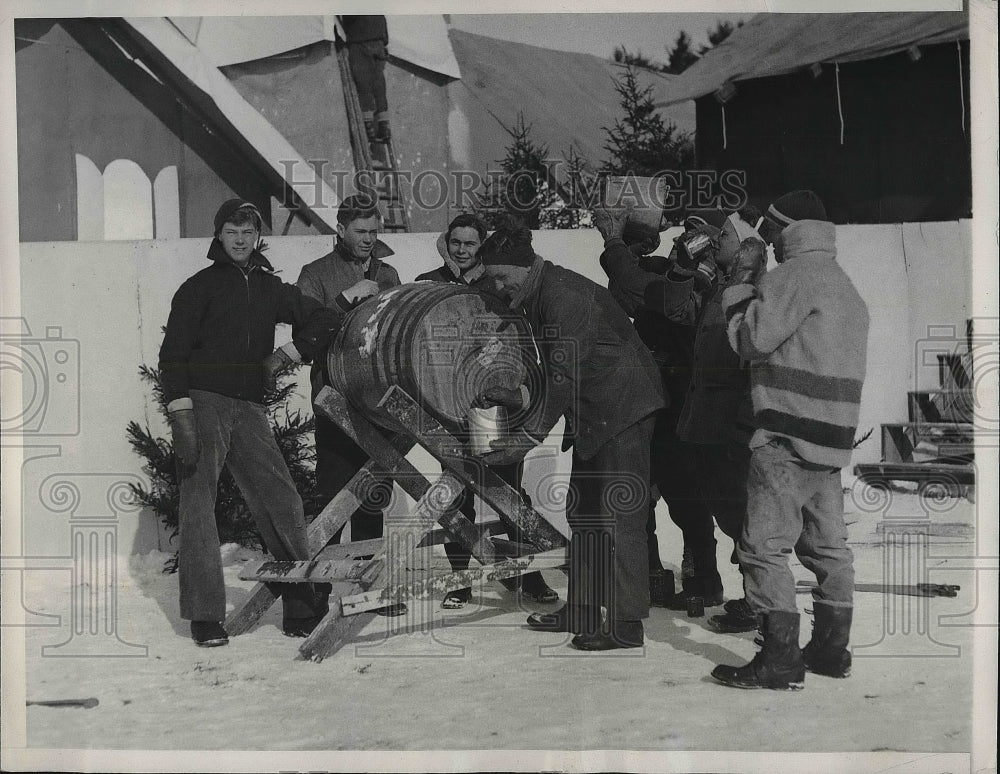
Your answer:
[297,195,398,545]
[340,15,391,142]
[476,221,665,650]
[598,206,765,633]
[415,214,556,609]
[600,217,723,611]
[159,199,341,647]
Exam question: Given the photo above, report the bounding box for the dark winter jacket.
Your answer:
[512,257,665,460]
[159,241,341,406]
[601,236,753,445]
[340,16,389,45]
[415,262,496,295]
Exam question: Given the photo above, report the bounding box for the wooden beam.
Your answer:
[339,548,567,616]
[239,557,383,585]
[378,386,569,552]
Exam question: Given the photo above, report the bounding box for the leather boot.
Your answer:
[526,604,600,634]
[802,603,853,678]
[711,610,805,690]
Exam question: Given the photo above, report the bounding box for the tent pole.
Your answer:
[835,63,845,146]
[957,41,965,134]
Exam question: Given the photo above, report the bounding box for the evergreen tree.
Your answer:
[613,45,666,72]
[601,63,695,177]
[665,30,699,74]
[699,19,744,55]
[126,363,322,572]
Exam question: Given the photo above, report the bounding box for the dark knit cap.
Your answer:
[478,220,535,267]
[214,199,262,236]
[765,190,827,230]
[684,208,727,231]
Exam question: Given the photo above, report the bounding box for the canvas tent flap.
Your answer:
[166,14,461,79]
[655,11,968,106]
[123,17,341,231]
[386,16,461,80]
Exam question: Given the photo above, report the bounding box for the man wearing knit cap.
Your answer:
[475,219,664,650]
[711,189,869,690]
[159,198,342,646]
[415,214,557,609]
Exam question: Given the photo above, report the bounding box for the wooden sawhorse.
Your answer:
[224,385,568,662]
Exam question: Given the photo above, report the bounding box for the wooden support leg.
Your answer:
[297,470,472,662]
[378,385,568,552]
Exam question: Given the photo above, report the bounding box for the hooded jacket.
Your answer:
[159,241,341,406]
[723,220,869,468]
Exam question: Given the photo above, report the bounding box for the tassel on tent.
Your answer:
[957,40,965,134]
[721,104,727,150]
[835,62,845,146]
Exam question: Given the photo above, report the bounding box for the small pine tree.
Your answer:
[699,19,744,55]
[613,45,666,72]
[665,30,699,74]
[602,63,696,177]
[126,364,322,572]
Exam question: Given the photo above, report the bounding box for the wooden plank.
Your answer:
[339,548,568,616]
[378,386,569,552]
[315,387,502,567]
[224,461,376,635]
[238,558,381,584]
[225,395,417,636]
[298,470,470,662]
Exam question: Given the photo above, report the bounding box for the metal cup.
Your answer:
[466,406,508,456]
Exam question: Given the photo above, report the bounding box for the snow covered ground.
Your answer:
[6,482,992,772]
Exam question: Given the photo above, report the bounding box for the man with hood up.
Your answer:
[711,190,869,691]
[159,199,342,647]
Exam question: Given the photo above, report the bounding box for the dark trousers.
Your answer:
[348,40,388,119]
[315,413,391,543]
[651,406,718,590]
[694,441,752,561]
[567,415,654,625]
[179,390,318,622]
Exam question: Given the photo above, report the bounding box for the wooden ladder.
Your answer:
[335,45,409,233]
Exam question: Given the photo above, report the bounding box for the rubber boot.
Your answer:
[802,603,853,678]
[711,610,805,690]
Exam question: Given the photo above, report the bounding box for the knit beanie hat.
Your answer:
[478,219,535,267]
[764,190,827,232]
[214,199,263,236]
[684,208,728,231]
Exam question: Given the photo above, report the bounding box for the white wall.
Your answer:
[11,223,971,557]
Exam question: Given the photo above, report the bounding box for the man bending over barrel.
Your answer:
[476,218,664,650]
[416,213,557,609]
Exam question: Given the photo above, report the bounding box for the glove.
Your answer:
[730,238,767,286]
[591,205,632,243]
[168,408,200,469]
[479,428,542,466]
[473,385,527,412]
[341,279,380,304]
[262,347,294,392]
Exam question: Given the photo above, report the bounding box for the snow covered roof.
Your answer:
[166,15,462,79]
[654,11,969,107]
[121,17,342,232]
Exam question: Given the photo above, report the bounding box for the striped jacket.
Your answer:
[722,220,868,468]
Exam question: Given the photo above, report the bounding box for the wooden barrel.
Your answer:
[328,283,536,433]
